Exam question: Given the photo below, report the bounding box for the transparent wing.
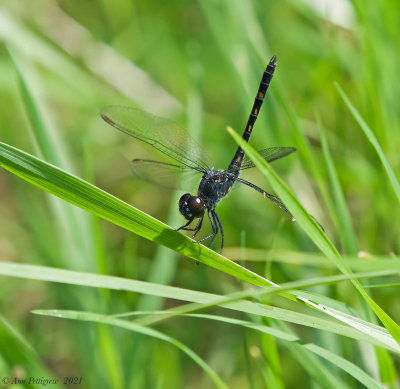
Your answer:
[130,159,202,190]
[101,105,212,171]
[240,147,296,170]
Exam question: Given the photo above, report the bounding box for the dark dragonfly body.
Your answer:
[228,55,277,172]
[101,56,296,251]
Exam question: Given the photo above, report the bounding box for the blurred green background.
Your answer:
[0,0,399,388]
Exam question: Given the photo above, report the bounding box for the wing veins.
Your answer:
[101,105,212,171]
[240,147,296,170]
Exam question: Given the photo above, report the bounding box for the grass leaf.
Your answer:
[316,111,358,254]
[1,261,398,353]
[335,82,400,202]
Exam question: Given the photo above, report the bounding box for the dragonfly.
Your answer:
[101,55,296,252]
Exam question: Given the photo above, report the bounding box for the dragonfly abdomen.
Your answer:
[228,56,277,172]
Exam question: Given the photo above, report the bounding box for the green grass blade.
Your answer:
[9,49,73,171]
[0,141,274,286]
[1,261,398,353]
[335,82,400,202]
[0,315,63,388]
[32,310,228,389]
[274,88,339,228]
[225,249,400,271]
[375,347,397,385]
[303,343,384,389]
[9,50,96,272]
[259,331,284,389]
[227,126,400,345]
[316,112,358,254]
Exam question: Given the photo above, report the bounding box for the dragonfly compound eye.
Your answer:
[179,193,204,219]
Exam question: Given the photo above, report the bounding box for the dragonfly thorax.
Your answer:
[197,170,237,209]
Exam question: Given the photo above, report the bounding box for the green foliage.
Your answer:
[0,0,399,388]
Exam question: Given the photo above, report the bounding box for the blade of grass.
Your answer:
[9,49,74,172]
[0,315,64,388]
[130,272,399,358]
[0,141,275,287]
[275,88,339,229]
[259,331,283,388]
[1,261,398,353]
[32,310,228,389]
[335,82,400,202]
[132,270,397,326]
[375,346,397,385]
[227,126,400,345]
[316,111,358,254]
[9,49,95,271]
[225,249,400,272]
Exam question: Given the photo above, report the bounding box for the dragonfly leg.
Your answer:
[176,218,195,231]
[177,215,205,233]
[192,215,204,238]
[213,211,224,252]
[197,209,218,247]
[207,212,219,248]
[234,177,293,216]
[235,177,324,230]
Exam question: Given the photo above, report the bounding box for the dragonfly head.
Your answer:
[179,193,205,220]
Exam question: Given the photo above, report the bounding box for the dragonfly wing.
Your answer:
[130,159,202,190]
[240,147,296,170]
[101,105,212,171]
